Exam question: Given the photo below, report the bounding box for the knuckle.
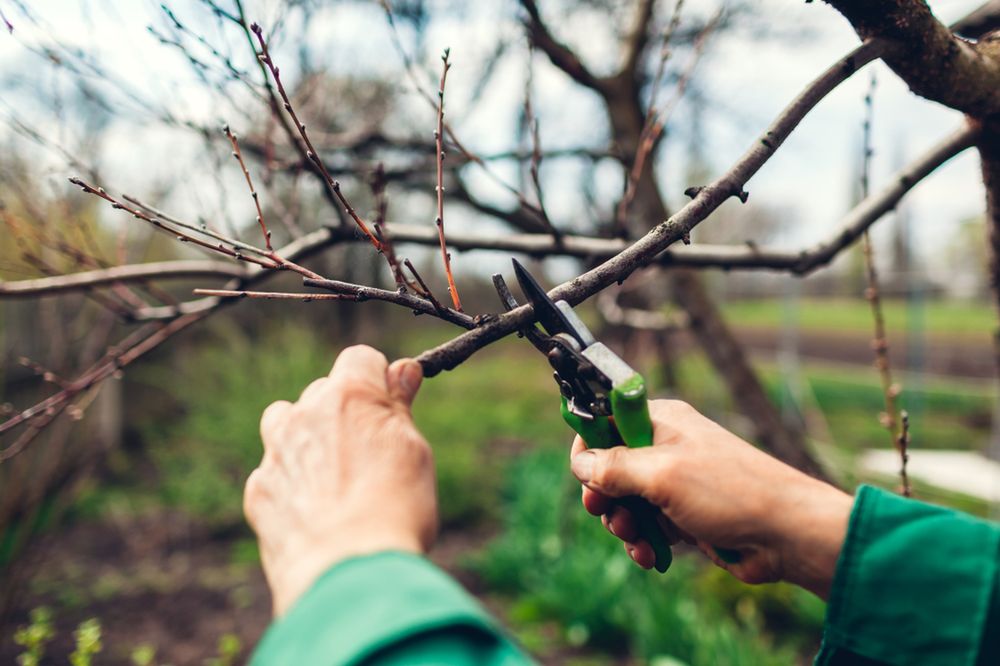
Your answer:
[332,377,392,415]
[412,439,434,468]
[658,399,695,416]
[261,400,288,425]
[299,377,329,402]
[260,400,290,444]
[341,344,388,368]
[591,448,623,491]
[646,453,680,505]
[243,469,267,523]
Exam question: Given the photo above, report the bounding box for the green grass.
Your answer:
[87,323,573,530]
[722,298,993,340]
[661,352,993,457]
[133,323,335,525]
[794,364,993,453]
[412,338,571,526]
[68,318,995,663]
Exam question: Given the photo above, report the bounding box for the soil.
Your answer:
[0,512,615,665]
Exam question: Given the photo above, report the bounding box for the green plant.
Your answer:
[204,633,241,666]
[137,325,569,529]
[13,606,54,666]
[69,618,103,666]
[140,325,332,524]
[130,643,157,666]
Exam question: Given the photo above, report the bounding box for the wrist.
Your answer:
[269,530,425,616]
[773,478,853,599]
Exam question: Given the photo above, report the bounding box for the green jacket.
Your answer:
[251,486,1000,665]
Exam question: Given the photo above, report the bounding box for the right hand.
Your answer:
[570,400,853,599]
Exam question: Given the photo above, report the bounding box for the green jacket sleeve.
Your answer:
[816,485,1000,666]
[249,551,535,666]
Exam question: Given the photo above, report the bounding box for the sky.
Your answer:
[0,0,989,290]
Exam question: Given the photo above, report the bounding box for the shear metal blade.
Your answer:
[511,258,588,347]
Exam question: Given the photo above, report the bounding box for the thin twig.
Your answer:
[70,177,278,269]
[1,310,212,440]
[898,410,911,496]
[404,258,444,310]
[370,163,420,292]
[858,72,909,496]
[434,48,462,311]
[3,124,974,304]
[523,44,557,237]
[304,277,475,329]
[0,261,247,297]
[249,22,382,250]
[192,288,350,301]
[416,40,888,375]
[224,124,272,251]
[17,357,70,390]
[378,0,548,224]
[229,0,347,224]
[73,178,323,279]
[617,7,721,232]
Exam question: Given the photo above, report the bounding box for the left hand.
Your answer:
[244,345,437,616]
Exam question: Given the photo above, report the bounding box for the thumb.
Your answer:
[570,446,664,500]
[387,358,423,407]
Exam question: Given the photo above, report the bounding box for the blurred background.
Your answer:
[1,0,996,664]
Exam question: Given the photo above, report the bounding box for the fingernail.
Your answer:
[400,360,422,395]
[571,450,596,482]
[627,545,636,562]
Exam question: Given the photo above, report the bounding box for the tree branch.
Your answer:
[671,123,977,273]
[1,309,213,439]
[303,278,476,329]
[980,118,1000,374]
[0,261,248,297]
[620,0,658,81]
[7,121,971,307]
[520,0,610,94]
[822,0,1000,117]
[416,40,884,375]
[952,0,1000,39]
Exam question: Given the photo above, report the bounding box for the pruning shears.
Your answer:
[497,258,740,574]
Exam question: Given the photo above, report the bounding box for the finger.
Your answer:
[647,399,701,422]
[329,345,390,392]
[605,505,638,542]
[570,445,667,499]
[260,400,292,451]
[654,513,686,546]
[582,486,614,516]
[298,377,329,404]
[625,539,655,570]
[570,435,588,457]
[646,400,702,447]
[387,358,423,407]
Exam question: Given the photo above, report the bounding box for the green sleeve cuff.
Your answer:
[816,485,1000,666]
[250,551,529,666]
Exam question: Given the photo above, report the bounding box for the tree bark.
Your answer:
[980,119,1000,371]
[823,1,1000,117]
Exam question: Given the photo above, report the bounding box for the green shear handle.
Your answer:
[561,374,740,573]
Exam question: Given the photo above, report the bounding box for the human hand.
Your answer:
[570,400,852,598]
[244,345,436,616]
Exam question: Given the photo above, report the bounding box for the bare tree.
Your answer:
[3,0,1000,493]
